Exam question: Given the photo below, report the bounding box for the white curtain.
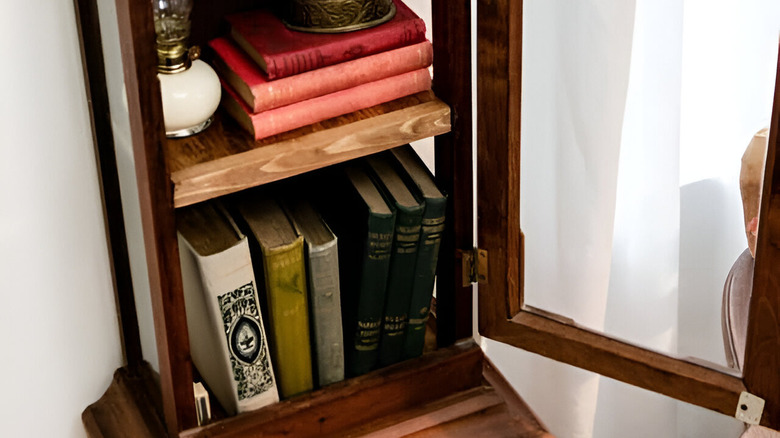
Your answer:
[484,0,780,437]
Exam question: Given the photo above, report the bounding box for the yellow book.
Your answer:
[236,192,314,399]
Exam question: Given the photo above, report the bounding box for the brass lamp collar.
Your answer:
[157,45,200,74]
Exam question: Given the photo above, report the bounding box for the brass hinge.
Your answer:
[459,248,488,286]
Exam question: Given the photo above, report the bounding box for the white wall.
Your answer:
[0,1,123,437]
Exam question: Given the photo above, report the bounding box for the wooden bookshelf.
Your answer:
[168,91,450,208]
[78,0,780,433]
[74,0,550,435]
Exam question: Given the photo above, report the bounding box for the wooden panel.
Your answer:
[404,404,526,438]
[476,0,523,336]
[432,0,475,346]
[337,386,504,438]
[73,0,142,367]
[743,41,780,430]
[114,0,196,433]
[82,363,166,438]
[168,93,451,208]
[487,311,746,419]
[179,342,483,438]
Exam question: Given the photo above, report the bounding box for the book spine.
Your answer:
[250,41,432,113]
[265,16,426,79]
[178,235,279,415]
[378,206,423,366]
[402,200,446,359]
[307,240,345,387]
[243,68,432,140]
[350,214,395,376]
[262,236,314,398]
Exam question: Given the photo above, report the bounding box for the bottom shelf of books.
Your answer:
[175,144,449,423]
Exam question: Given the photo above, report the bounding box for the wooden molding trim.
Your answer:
[483,311,746,421]
[73,0,143,367]
[180,342,483,438]
[432,0,475,347]
[114,0,196,432]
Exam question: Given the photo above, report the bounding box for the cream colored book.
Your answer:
[178,201,279,415]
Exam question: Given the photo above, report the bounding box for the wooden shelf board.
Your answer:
[167,91,451,208]
[180,341,482,438]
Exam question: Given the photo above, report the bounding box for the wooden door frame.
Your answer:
[476,0,780,429]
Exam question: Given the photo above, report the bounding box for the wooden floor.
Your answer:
[83,343,551,438]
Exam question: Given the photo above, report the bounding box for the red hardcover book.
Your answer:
[225,0,426,80]
[220,68,432,141]
[209,37,433,114]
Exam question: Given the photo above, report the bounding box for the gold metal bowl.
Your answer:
[282,0,396,33]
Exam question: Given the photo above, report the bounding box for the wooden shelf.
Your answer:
[167,91,451,208]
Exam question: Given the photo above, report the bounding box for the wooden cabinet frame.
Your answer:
[78,0,477,435]
[476,0,780,430]
[76,0,778,434]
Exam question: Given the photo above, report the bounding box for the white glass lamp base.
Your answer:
[158,59,221,138]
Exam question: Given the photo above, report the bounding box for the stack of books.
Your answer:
[208,0,433,140]
[177,145,446,417]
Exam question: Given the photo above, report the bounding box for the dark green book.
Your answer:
[389,146,447,359]
[317,164,396,376]
[365,154,425,367]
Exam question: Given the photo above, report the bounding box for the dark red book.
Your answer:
[225,0,426,80]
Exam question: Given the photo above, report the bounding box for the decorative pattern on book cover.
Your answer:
[225,0,426,80]
[365,154,424,367]
[315,165,396,376]
[389,146,447,359]
[208,37,433,113]
[236,194,314,399]
[177,201,279,415]
[219,68,431,140]
[283,197,345,387]
[218,283,277,400]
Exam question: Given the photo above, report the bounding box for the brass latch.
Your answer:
[459,248,488,286]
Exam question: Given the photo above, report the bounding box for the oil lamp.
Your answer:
[152,0,220,137]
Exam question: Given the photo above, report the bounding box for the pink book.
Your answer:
[225,0,426,80]
[208,37,433,114]
[221,68,432,141]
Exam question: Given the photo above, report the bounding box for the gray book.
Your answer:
[284,197,345,387]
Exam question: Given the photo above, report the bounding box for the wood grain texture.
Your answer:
[337,386,504,438]
[743,41,780,430]
[114,0,196,432]
[179,341,483,438]
[476,0,523,340]
[82,363,166,438]
[168,93,450,208]
[403,404,526,438]
[73,0,142,367]
[489,311,747,419]
[431,0,475,347]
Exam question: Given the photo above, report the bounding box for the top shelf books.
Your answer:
[166,0,450,209]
